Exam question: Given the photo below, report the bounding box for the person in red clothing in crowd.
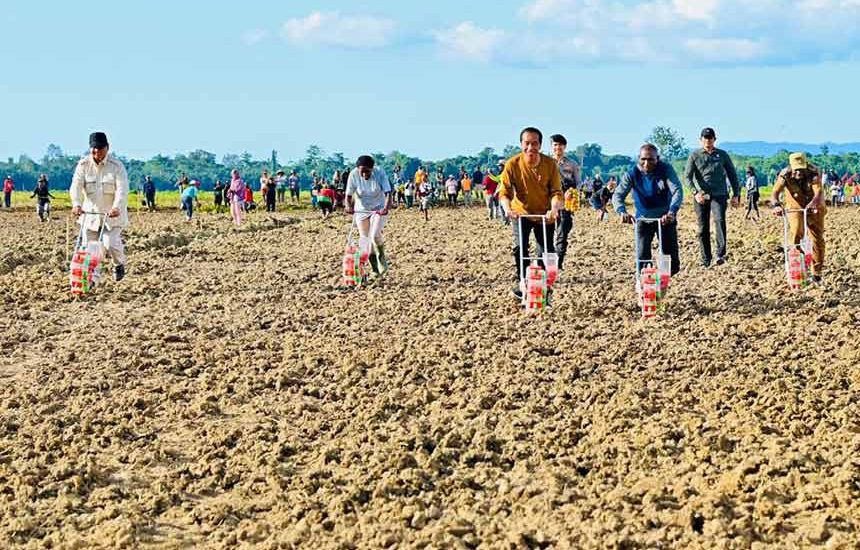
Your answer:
[482,164,501,220]
[483,161,505,221]
[318,181,336,218]
[243,184,256,212]
[3,175,13,208]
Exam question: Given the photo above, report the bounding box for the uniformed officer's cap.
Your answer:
[89,132,109,149]
[789,152,809,171]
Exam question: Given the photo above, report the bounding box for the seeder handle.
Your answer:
[633,217,665,283]
[73,212,108,250]
[781,208,812,279]
[517,214,552,301]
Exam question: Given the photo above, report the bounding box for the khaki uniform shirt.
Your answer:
[773,163,822,210]
[70,154,129,231]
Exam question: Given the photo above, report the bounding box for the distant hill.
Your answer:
[721,141,860,157]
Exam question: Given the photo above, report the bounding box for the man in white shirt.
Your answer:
[70,132,130,281]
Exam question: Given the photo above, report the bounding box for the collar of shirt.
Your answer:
[94,154,113,168]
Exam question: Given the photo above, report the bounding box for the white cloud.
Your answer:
[281,11,396,49]
[242,29,268,46]
[684,38,767,62]
[433,22,505,62]
[672,0,719,20]
[522,0,580,22]
[468,0,860,65]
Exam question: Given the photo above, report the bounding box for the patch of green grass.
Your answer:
[6,190,319,212]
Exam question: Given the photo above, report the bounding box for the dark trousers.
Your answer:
[145,192,156,210]
[512,218,555,281]
[636,219,680,275]
[746,192,759,218]
[694,195,728,264]
[266,193,276,212]
[3,192,10,208]
[182,196,194,218]
[553,210,574,270]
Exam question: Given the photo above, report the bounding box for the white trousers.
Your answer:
[354,214,388,246]
[87,226,126,266]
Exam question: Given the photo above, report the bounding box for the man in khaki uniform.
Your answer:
[771,152,826,282]
[70,132,130,281]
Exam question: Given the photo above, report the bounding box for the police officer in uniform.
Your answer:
[771,152,826,283]
[70,132,130,281]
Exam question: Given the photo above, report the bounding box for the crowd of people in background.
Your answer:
[5,156,860,226]
[3,127,857,295]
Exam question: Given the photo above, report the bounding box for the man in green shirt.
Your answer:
[684,127,741,267]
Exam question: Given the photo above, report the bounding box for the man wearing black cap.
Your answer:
[684,127,741,267]
[70,132,130,281]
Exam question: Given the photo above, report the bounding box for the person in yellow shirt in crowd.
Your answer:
[461,174,473,206]
[771,152,826,283]
[499,127,563,300]
[414,166,427,187]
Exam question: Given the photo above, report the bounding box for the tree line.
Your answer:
[3,128,859,192]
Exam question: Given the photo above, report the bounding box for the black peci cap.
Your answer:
[89,132,109,149]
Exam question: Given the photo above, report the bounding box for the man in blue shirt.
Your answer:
[613,144,684,275]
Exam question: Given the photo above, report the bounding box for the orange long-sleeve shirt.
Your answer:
[499,153,563,215]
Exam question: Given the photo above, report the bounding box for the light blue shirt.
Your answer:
[181,186,198,201]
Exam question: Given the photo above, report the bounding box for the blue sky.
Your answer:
[2,0,859,163]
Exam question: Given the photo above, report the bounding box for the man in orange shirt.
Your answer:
[461,174,473,206]
[499,127,563,300]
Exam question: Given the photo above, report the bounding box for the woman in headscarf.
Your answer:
[228,169,246,226]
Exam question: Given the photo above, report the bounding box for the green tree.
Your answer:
[646,126,689,161]
[43,144,64,163]
[221,154,241,167]
[501,145,521,159]
[477,147,496,169]
[574,143,604,175]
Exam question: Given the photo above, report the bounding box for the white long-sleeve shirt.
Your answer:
[70,154,129,231]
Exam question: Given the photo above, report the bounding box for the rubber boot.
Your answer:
[369,251,380,275]
[376,244,389,275]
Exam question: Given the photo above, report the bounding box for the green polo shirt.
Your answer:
[684,148,740,198]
